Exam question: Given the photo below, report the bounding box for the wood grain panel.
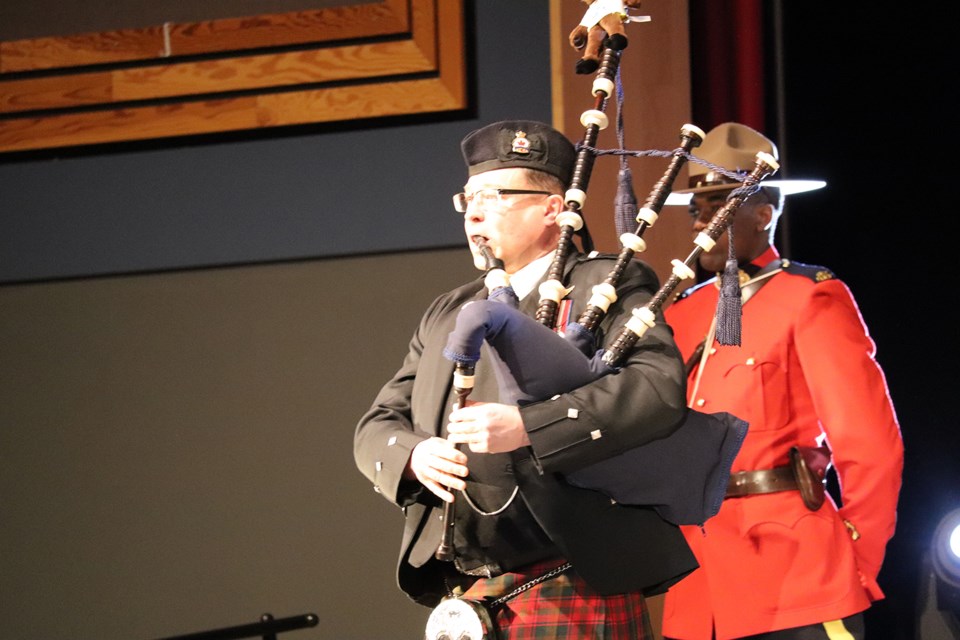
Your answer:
[0,41,436,112]
[0,72,114,112]
[0,77,462,151]
[0,0,410,73]
[166,1,409,57]
[0,28,167,73]
[0,0,467,153]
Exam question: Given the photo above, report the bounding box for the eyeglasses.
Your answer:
[453,188,553,213]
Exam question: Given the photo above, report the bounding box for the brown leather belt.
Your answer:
[726,465,798,498]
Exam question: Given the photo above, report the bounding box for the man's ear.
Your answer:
[757,203,774,232]
[543,193,564,226]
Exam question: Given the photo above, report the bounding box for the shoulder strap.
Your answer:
[739,259,784,305]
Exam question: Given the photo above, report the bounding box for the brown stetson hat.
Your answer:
[669,122,825,201]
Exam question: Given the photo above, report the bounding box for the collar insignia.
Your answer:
[713,269,752,289]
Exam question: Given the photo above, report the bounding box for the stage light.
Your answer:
[919,508,960,639]
[933,508,960,614]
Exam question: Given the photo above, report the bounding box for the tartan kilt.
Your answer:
[460,558,652,640]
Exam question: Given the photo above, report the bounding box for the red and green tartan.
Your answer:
[460,558,652,639]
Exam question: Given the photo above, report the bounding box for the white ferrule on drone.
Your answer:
[625,306,657,338]
[592,77,615,98]
[565,189,587,209]
[587,282,618,312]
[671,259,696,281]
[556,210,584,231]
[694,232,716,252]
[619,233,647,254]
[580,109,609,130]
[756,151,780,172]
[539,279,573,304]
[635,207,659,226]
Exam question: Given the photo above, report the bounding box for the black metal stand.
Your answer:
[154,612,319,640]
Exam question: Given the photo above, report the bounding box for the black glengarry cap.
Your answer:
[460,120,576,186]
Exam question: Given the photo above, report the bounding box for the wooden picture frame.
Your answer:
[0,0,466,153]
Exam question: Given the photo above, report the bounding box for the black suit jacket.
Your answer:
[354,251,697,606]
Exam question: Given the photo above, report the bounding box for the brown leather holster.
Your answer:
[788,445,832,510]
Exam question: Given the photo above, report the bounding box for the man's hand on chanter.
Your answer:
[447,401,532,454]
[405,437,469,503]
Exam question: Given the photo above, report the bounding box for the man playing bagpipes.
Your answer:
[354,120,702,639]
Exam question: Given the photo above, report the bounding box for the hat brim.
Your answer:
[664,179,826,206]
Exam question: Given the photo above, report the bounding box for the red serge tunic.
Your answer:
[660,247,904,640]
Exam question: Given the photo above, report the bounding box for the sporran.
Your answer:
[424,596,497,640]
[424,561,571,640]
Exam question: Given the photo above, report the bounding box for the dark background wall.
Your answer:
[771,5,958,639]
[0,2,558,639]
[0,251,478,639]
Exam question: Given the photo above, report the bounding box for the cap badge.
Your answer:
[511,130,531,154]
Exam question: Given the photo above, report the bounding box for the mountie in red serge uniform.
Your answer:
[661,246,904,640]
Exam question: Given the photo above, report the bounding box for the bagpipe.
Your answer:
[433,4,780,563]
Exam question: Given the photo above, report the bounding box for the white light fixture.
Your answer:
[933,508,960,613]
